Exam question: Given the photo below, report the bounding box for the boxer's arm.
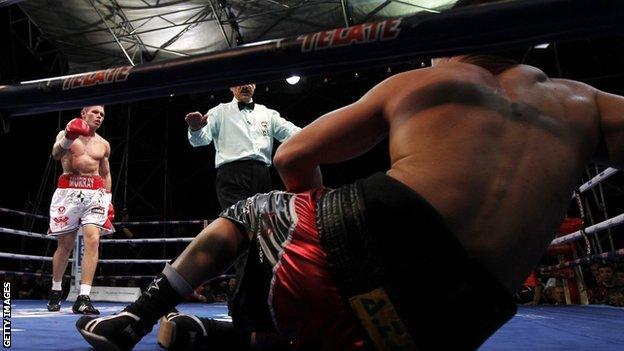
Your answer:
[595,89,624,169]
[52,118,90,159]
[274,83,390,191]
[100,140,115,221]
[99,140,112,192]
[51,131,69,160]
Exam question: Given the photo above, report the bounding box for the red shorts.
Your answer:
[270,193,366,350]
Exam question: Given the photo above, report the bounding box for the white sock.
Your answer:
[52,280,62,291]
[80,284,91,296]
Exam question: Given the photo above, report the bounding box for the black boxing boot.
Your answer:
[76,264,192,350]
[157,312,251,351]
[47,290,63,312]
[72,295,100,315]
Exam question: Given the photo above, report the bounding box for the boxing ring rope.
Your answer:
[0,227,57,240]
[0,269,233,282]
[550,213,624,246]
[91,274,164,280]
[0,252,170,264]
[0,224,193,261]
[0,270,70,279]
[539,248,624,273]
[0,206,209,226]
[3,164,622,268]
[1,254,172,269]
[96,259,170,264]
[1,207,204,291]
[0,226,196,243]
[0,252,72,262]
[114,220,207,226]
[0,207,49,220]
[1,0,623,119]
[539,167,624,300]
[577,167,619,195]
[1,211,232,297]
[100,237,193,243]
[542,162,619,255]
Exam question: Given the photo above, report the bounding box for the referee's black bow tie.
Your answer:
[238,102,255,111]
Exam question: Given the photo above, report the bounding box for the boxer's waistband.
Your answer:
[57,174,104,190]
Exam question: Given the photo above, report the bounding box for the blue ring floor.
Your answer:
[7,300,624,350]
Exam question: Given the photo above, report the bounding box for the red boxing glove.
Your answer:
[65,118,90,140]
[104,192,115,222]
[108,203,115,222]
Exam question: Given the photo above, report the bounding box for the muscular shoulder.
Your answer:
[379,65,500,116]
[94,134,111,155]
[384,63,499,91]
[94,134,110,146]
[549,77,596,94]
[504,64,548,81]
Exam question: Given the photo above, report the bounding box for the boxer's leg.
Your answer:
[47,231,77,312]
[76,218,248,351]
[72,224,100,315]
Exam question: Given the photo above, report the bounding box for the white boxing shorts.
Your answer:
[48,174,115,236]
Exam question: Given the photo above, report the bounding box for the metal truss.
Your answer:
[12,0,446,70]
[5,5,66,78]
[88,0,153,65]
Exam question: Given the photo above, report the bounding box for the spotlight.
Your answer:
[286,75,301,85]
[534,43,550,49]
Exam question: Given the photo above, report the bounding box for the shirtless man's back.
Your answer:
[275,56,624,293]
[75,56,624,351]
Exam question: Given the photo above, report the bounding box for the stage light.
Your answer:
[286,75,301,85]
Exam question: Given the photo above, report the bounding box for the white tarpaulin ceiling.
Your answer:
[18,0,456,72]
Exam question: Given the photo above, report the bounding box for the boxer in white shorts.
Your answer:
[47,105,115,315]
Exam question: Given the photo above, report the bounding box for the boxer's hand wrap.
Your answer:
[59,136,74,149]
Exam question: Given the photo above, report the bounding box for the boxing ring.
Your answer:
[4,301,623,350]
[1,209,235,350]
[3,177,624,350]
[2,192,624,350]
[2,0,624,350]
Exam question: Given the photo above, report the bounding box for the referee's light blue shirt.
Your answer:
[188,98,301,168]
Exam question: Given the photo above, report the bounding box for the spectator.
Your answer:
[595,264,624,306]
[514,271,544,305]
